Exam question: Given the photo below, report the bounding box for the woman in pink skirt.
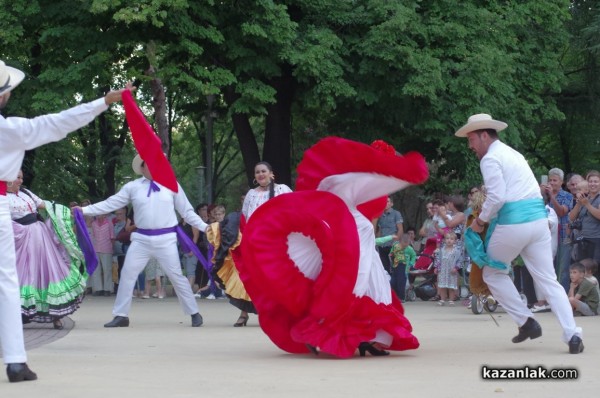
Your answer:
[7,170,90,329]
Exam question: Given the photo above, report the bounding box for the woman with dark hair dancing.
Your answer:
[210,161,291,327]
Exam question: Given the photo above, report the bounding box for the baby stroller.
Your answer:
[406,238,438,301]
[469,265,527,315]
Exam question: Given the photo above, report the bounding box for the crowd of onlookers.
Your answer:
[72,165,599,317]
[376,167,599,316]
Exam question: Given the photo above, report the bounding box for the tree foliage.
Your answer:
[1,0,596,216]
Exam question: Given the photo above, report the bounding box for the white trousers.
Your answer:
[483,218,582,343]
[112,233,199,318]
[0,195,27,364]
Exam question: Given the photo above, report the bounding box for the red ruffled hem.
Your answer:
[291,294,419,358]
[237,190,419,357]
[296,137,428,220]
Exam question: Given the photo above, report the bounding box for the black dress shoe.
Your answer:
[358,342,390,357]
[6,363,37,383]
[568,335,584,354]
[512,317,542,343]
[306,344,319,355]
[191,313,203,327]
[104,316,129,328]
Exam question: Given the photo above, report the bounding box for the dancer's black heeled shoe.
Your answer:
[306,344,319,356]
[358,342,390,357]
[52,319,63,330]
[233,315,249,327]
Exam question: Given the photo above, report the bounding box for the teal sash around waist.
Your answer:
[496,198,546,225]
[465,198,546,270]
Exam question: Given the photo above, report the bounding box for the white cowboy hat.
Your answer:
[131,154,144,175]
[454,113,508,137]
[0,60,25,96]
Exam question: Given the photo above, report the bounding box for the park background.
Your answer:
[1,0,599,228]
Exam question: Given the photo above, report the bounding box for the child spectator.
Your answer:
[579,258,600,296]
[91,213,115,296]
[210,205,226,223]
[433,231,462,306]
[389,235,416,301]
[568,262,599,316]
[142,258,165,299]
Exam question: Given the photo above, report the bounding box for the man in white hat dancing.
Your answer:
[456,113,583,354]
[0,59,133,382]
[78,154,208,328]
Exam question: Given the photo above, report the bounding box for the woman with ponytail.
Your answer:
[211,161,292,327]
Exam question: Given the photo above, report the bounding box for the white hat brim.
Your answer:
[455,119,507,137]
[131,154,143,175]
[0,65,25,95]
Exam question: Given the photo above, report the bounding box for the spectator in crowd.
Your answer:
[91,213,115,296]
[580,258,600,295]
[142,258,165,299]
[439,195,466,239]
[405,227,421,253]
[568,170,600,273]
[419,201,437,243]
[541,168,573,292]
[567,174,585,202]
[431,199,447,243]
[568,262,598,316]
[389,234,416,301]
[210,204,226,223]
[433,231,462,305]
[377,196,404,274]
[465,186,481,218]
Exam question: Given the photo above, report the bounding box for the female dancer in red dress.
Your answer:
[236,137,428,358]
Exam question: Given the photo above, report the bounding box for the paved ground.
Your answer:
[2,295,598,397]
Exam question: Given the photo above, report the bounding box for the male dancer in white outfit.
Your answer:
[79,155,208,328]
[456,114,583,354]
[0,60,132,382]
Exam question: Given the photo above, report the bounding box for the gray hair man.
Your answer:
[542,168,573,293]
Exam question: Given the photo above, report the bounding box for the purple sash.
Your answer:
[135,226,211,273]
[73,209,99,275]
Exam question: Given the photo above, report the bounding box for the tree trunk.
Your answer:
[146,65,170,156]
[224,86,260,186]
[263,64,295,186]
[146,42,170,156]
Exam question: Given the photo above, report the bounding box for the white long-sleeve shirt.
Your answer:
[479,140,542,223]
[82,177,208,233]
[0,98,108,181]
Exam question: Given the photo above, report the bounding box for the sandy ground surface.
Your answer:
[2,295,597,397]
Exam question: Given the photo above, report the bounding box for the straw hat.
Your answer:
[131,154,144,175]
[455,113,508,137]
[0,60,25,95]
